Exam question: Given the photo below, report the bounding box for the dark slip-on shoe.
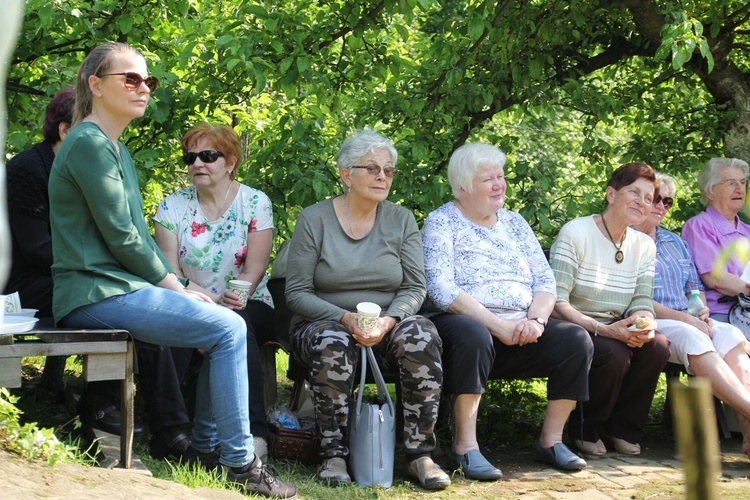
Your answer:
[535,442,587,471]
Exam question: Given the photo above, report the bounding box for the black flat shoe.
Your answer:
[79,403,144,436]
[150,430,191,460]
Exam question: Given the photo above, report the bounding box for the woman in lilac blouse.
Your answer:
[682,158,750,325]
[422,143,592,477]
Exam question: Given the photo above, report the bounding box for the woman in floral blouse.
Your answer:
[154,123,274,460]
[422,143,592,477]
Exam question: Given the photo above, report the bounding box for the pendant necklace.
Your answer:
[601,213,625,264]
[199,181,234,222]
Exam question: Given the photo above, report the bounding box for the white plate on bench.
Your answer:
[7,308,38,318]
[0,317,39,334]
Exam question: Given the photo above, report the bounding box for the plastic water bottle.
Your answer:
[687,290,704,317]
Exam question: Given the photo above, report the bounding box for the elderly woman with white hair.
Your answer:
[635,172,750,457]
[422,143,592,477]
[682,158,750,325]
[286,129,449,489]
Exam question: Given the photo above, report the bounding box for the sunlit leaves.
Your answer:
[5,0,749,247]
[657,10,715,72]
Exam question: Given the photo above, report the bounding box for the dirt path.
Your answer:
[4,431,750,499]
[0,449,243,499]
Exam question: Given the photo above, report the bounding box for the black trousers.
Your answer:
[568,333,669,443]
[233,300,275,440]
[136,343,193,433]
[431,313,592,401]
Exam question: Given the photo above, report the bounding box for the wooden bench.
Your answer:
[0,325,135,468]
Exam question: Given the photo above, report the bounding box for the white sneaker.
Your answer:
[253,436,268,463]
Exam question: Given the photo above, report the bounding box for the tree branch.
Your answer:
[317,1,386,51]
[727,1,750,30]
[5,81,46,96]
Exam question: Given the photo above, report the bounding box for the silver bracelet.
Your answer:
[594,322,599,336]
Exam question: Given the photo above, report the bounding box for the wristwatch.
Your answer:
[531,317,547,327]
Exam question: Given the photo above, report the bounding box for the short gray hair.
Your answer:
[655,172,677,197]
[336,129,398,172]
[447,143,507,199]
[697,158,750,204]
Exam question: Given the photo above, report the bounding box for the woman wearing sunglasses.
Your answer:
[48,42,295,498]
[154,123,275,462]
[285,129,449,489]
[633,172,750,457]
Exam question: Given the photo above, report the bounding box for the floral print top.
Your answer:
[422,201,556,320]
[154,183,274,306]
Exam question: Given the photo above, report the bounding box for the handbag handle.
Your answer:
[354,346,395,424]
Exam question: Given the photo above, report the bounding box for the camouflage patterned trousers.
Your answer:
[290,315,443,459]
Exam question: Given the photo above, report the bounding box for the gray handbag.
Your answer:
[348,346,396,488]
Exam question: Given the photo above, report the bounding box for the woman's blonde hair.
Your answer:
[73,42,142,126]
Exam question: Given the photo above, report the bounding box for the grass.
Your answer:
[10,351,675,498]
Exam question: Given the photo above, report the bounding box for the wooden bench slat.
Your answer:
[34,330,129,343]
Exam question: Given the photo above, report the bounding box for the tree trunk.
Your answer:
[625,0,750,162]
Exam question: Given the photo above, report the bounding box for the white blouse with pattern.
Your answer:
[422,201,555,319]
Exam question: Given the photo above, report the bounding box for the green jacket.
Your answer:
[49,122,172,322]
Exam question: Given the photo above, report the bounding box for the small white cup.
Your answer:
[0,295,6,324]
[356,302,381,334]
[228,280,253,309]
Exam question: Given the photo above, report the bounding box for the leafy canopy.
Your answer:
[7,0,750,245]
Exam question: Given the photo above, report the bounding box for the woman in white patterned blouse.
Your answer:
[423,143,592,477]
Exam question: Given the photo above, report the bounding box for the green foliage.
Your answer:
[476,379,548,446]
[0,388,77,465]
[6,0,750,245]
[657,10,714,72]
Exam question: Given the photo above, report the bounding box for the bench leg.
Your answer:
[120,339,135,468]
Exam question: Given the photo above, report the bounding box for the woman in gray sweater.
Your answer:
[286,129,448,490]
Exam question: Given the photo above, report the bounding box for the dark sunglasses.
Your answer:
[654,194,674,209]
[100,72,159,93]
[183,150,225,165]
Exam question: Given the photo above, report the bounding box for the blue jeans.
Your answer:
[61,286,253,467]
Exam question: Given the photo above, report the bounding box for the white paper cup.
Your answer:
[228,280,253,309]
[0,295,5,324]
[357,302,381,333]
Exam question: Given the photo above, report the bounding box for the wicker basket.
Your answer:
[269,424,321,465]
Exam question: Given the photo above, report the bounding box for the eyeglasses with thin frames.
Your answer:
[653,194,674,209]
[183,150,225,165]
[349,165,398,178]
[99,72,159,93]
[716,178,748,190]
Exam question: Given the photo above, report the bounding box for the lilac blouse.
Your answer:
[681,205,750,314]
